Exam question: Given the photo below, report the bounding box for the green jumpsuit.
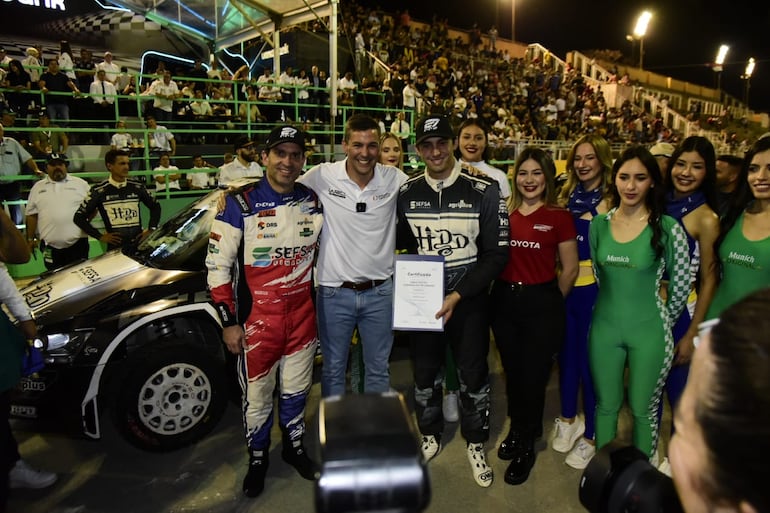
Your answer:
[706,211,770,320]
[588,211,691,456]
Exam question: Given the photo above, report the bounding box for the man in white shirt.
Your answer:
[298,114,408,397]
[187,154,216,190]
[96,51,120,84]
[390,111,410,152]
[25,153,91,270]
[144,115,176,158]
[89,69,118,144]
[218,136,263,186]
[153,152,181,194]
[147,70,179,122]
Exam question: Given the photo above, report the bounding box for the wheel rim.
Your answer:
[137,362,212,436]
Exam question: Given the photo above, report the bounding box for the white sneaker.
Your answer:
[658,457,672,477]
[565,439,596,470]
[551,417,585,453]
[9,459,57,489]
[466,443,493,487]
[650,448,660,468]
[442,391,460,423]
[421,435,441,462]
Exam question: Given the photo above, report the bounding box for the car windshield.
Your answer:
[132,195,218,271]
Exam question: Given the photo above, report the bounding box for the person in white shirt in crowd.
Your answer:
[153,152,181,194]
[144,114,176,157]
[390,110,410,153]
[455,118,512,200]
[89,69,118,144]
[187,154,217,190]
[110,119,133,151]
[218,136,263,186]
[21,47,41,85]
[146,70,179,122]
[58,40,76,80]
[25,153,90,270]
[96,51,120,84]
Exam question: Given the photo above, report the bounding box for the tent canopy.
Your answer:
[107,0,333,51]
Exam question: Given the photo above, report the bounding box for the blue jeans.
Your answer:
[317,278,394,397]
[46,103,70,127]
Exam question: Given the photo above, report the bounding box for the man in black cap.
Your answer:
[25,153,91,270]
[217,135,264,187]
[207,125,323,498]
[396,114,509,488]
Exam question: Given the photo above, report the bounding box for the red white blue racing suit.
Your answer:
[206,179,323,451]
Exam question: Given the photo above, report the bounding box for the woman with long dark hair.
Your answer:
[706,136,770,320]
[656,136,720,472]
[588,146,690,461]
[2,60,32,120]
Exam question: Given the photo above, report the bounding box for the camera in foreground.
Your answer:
[579,441,683,513]
[315,392,430,513]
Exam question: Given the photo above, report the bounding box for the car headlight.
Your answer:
[45,333,71,351]
[39,331,92,359]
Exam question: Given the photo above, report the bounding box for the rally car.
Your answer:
[10,188,232,452]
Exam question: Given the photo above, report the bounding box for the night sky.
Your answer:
[357,0,770,112]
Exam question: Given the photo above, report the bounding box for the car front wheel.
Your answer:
[111,343,228,452]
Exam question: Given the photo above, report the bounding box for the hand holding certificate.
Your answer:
[392,255,445,331]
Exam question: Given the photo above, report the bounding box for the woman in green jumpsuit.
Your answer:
[588,146,691,458]
[707,136,770,320]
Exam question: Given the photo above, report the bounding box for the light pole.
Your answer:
[714,44,729,97]
[633,10,652,69]
[625,34,636,66]
[742,57,756,107]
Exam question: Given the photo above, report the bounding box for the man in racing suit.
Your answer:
[206,126,323,498]
[74,149,161,251]
[396,115,509,488]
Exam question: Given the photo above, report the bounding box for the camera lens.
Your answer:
[579,441,683,513]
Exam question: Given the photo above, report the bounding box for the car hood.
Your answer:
[21,250,200,325]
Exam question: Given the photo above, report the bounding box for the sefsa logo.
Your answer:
[329,188,346,199]
[448,199,473,209]
[410,200,432,209]
[251,247,273,267]
[533,224,553,232]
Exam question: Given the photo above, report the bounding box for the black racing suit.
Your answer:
[74,179,161,251]
[396,161,509,443]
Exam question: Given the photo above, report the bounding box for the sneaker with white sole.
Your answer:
[551,417,585,453]
[442,391,460,423]
[658,456,672,477]
[565,439,596,470]
[421,434,441,462]
[466,442,494,487]
[9,460,57,489]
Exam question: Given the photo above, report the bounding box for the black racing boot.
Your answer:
[282,436,318,480]
[497,429,523,460]
[243,450,269,498]
[504,436,536,485]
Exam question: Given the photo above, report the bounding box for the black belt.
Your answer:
[498,279,557,293]
[340,279,387,291]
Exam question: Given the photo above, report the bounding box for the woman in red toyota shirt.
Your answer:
[490,147,579,485]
